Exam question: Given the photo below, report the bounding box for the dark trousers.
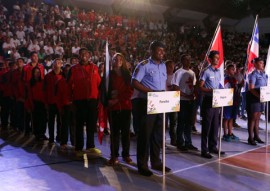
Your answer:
[166,112,177,141]
[136,99,162,170]
[48,104,60,142]
[15,101,25,132]
[1,96,12,128]
[73,99,98,150]
[201,97,220,153]
[132,98,143,135]
[109,110,131,158]
[24,111,32,135]
[60,105,74,145]
[177,100,194,146]
[32,101,47,138]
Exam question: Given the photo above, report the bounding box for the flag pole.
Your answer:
[199,18,222,76]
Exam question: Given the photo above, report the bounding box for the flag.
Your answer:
[98,40,110,144]
[206,21,224,87]
[265,45,270,85]
[246,16,259,73]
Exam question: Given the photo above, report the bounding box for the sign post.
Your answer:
[212,88,234,159]
[147,91,180,176]
[260,86,270,145]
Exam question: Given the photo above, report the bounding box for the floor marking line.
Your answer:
[220,162,270,177]
[155,144,270,177]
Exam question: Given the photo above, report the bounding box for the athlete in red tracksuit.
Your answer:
[25,67,47,140]
[23,51,45,136]
[107,53,134,166]
[67,48,101,154]
[44,58,63,144]
[12,58,25,132]
[55,64,74,148]
[1,61,16,129]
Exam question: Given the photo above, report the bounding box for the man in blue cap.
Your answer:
[132,40,171,176]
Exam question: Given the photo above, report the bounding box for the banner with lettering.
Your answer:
[147,91,180,114]
[212,88,234,108]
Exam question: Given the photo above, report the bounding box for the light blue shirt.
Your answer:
[200,65,221,96]
[132,58,167,99]
[249,70,268,88]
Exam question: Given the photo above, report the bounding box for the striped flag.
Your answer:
[246,16,259,73]
[98,40,110,144]
[265,45,270,85]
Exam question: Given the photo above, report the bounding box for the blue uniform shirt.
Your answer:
[132,58,167,99]
[249,69,268,88]
[200,65,221,96]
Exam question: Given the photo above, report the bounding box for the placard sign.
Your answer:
[212,88,234,108]
[260,86,270,102]
[147,91,180,114]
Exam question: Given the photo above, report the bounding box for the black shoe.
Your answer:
[248,138,257,145]
[138,168,153,177]
[186,144,198,151]
[177,145,188,151]
[254,137,265,144]
[209,149,225,155]
[201,152,213,159]
[170,139,177,146]
[151,164,171,172]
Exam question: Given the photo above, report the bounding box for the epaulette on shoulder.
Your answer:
[140,59,149,65]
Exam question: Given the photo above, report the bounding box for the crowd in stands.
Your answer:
[0,1,269,71]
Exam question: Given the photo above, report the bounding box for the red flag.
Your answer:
[205,21,224,87]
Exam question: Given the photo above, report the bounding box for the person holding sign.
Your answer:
[247,57,267,145]
[223,63,240,142]
[131,40,171,176]
[171,54,198,151]
[199,50,225,159]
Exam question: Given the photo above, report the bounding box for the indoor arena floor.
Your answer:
[0,114,270,191]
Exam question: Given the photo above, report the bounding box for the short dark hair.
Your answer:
[226,64,234,70]
[79,47,88,54]
[149,40,165,51]
[208,50,219,59]
[180,54,190,63]
[30,51,38,57]
[253,57,264,63]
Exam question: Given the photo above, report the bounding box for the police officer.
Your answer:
[199,50,225,159]
[131,40,171,176]
[247,57,267,145]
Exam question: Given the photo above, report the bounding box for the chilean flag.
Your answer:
[265,45,270,85]
[208,22,224,87]
[247,18,259,73]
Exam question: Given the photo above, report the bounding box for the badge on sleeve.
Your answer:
[134,67,139,76]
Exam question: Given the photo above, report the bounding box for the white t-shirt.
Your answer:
[54,46,64,55]
[43,46,54,55]
[172,68,196,100]
[72,46,80,55]
[16,30,25,40]
[166,74,173,91]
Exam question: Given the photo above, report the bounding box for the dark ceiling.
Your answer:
[152,0,270,19]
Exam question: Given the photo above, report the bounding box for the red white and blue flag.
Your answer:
[247,17,259,73]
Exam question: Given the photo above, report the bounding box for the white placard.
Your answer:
[212,88,234,108]
[260,86,270,102]
[147,91,180,114]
